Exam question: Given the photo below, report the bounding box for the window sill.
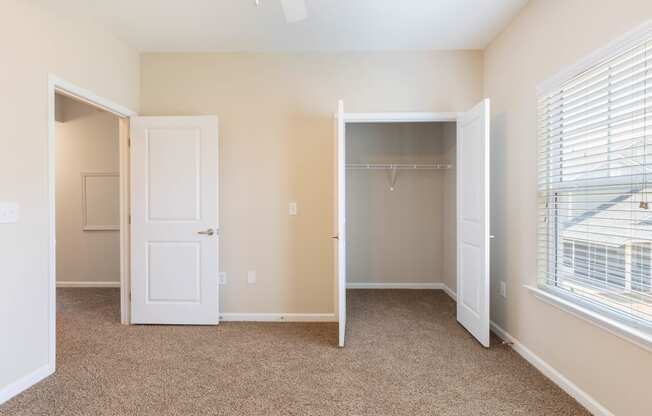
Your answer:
[525,285,652,353]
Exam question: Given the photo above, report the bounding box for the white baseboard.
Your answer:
[0,364,53,405]
[57,281,120,288]
[347,282,444,290]
[490,321,613,416]
[440,284,457,301]
[219,313,336,322]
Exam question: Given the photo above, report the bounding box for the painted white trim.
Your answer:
[51,76,136,118]
[46,75,57,395]
[118,118,131,325]
[440,284,457,301]
[219,313,336,322]
[342,112,458,123]
[490,321,614,416]
[336,100,346,348]
[526,285,652,353]
[537,19,652,95]
[0,364,53,405]
[56,281,120,288]
[347,282,444,289]
[42,74,136,405]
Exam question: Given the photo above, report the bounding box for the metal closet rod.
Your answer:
[345,162,453,170]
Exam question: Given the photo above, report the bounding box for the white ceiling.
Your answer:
[34,0,528,52]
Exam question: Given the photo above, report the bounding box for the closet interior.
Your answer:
[345,122,457,292]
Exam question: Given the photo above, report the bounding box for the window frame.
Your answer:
[533,19,652,351]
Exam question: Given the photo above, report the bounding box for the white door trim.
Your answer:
[47,74,136,383]
[343,112,458,123]
[336,100,346,347]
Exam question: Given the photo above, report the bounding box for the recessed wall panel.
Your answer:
[82,173,120,230]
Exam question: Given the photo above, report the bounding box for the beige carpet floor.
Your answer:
[1,289,590,416]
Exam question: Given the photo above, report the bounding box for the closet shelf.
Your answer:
[346,162,452,170]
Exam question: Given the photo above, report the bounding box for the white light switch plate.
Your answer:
[218,272,227,285]
[247,270,257,284]
[289,202,298,216]
[0,202,19,223]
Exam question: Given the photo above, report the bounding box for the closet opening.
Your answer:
[334,101,491,348]
[345,122,457,293]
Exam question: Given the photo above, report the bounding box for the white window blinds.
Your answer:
[538,35,652,330]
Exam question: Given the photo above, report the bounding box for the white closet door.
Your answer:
[130,116,219,325]
[456,99,491,347]
[335,100,347,347]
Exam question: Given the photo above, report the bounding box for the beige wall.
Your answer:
[0,0,138,395]
[484,1,652,414]
[55,95,120,285]
[346,122,455,286]
[140,51,483,314]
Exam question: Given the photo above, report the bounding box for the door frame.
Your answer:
[47,75,137,372]
[335,110,460,346]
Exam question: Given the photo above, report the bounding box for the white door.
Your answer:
[335,100,346,347]
[457,99,491,347]
[130,116,219,325]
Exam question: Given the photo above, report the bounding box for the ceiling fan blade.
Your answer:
[280,0,307,23]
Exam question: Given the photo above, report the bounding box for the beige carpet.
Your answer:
[0,289,590,416]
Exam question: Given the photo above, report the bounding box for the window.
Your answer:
[538,33,652,332]
[562,240,574,267]
[632,243,652,292]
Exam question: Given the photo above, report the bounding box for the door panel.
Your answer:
[147,128,201,221]
[336,100,346,347]
[147,242,200,302]
[457,99,490,347]
[131,116,219,325]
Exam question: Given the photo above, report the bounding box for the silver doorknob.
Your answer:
[198,228,215,236]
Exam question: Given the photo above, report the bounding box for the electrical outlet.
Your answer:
[247,270,257,284]
[500,281,507,298]
[0,202,19,224]
[218,272,227,285]
[289,202,298,216]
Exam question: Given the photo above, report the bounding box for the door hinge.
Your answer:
[128,214,131,225]
[128,137,131,147]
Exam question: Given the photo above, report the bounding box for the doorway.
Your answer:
[334,100,491,348]
[55,93,121,293]
[345,121,457,292]
[48,76,135,373]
